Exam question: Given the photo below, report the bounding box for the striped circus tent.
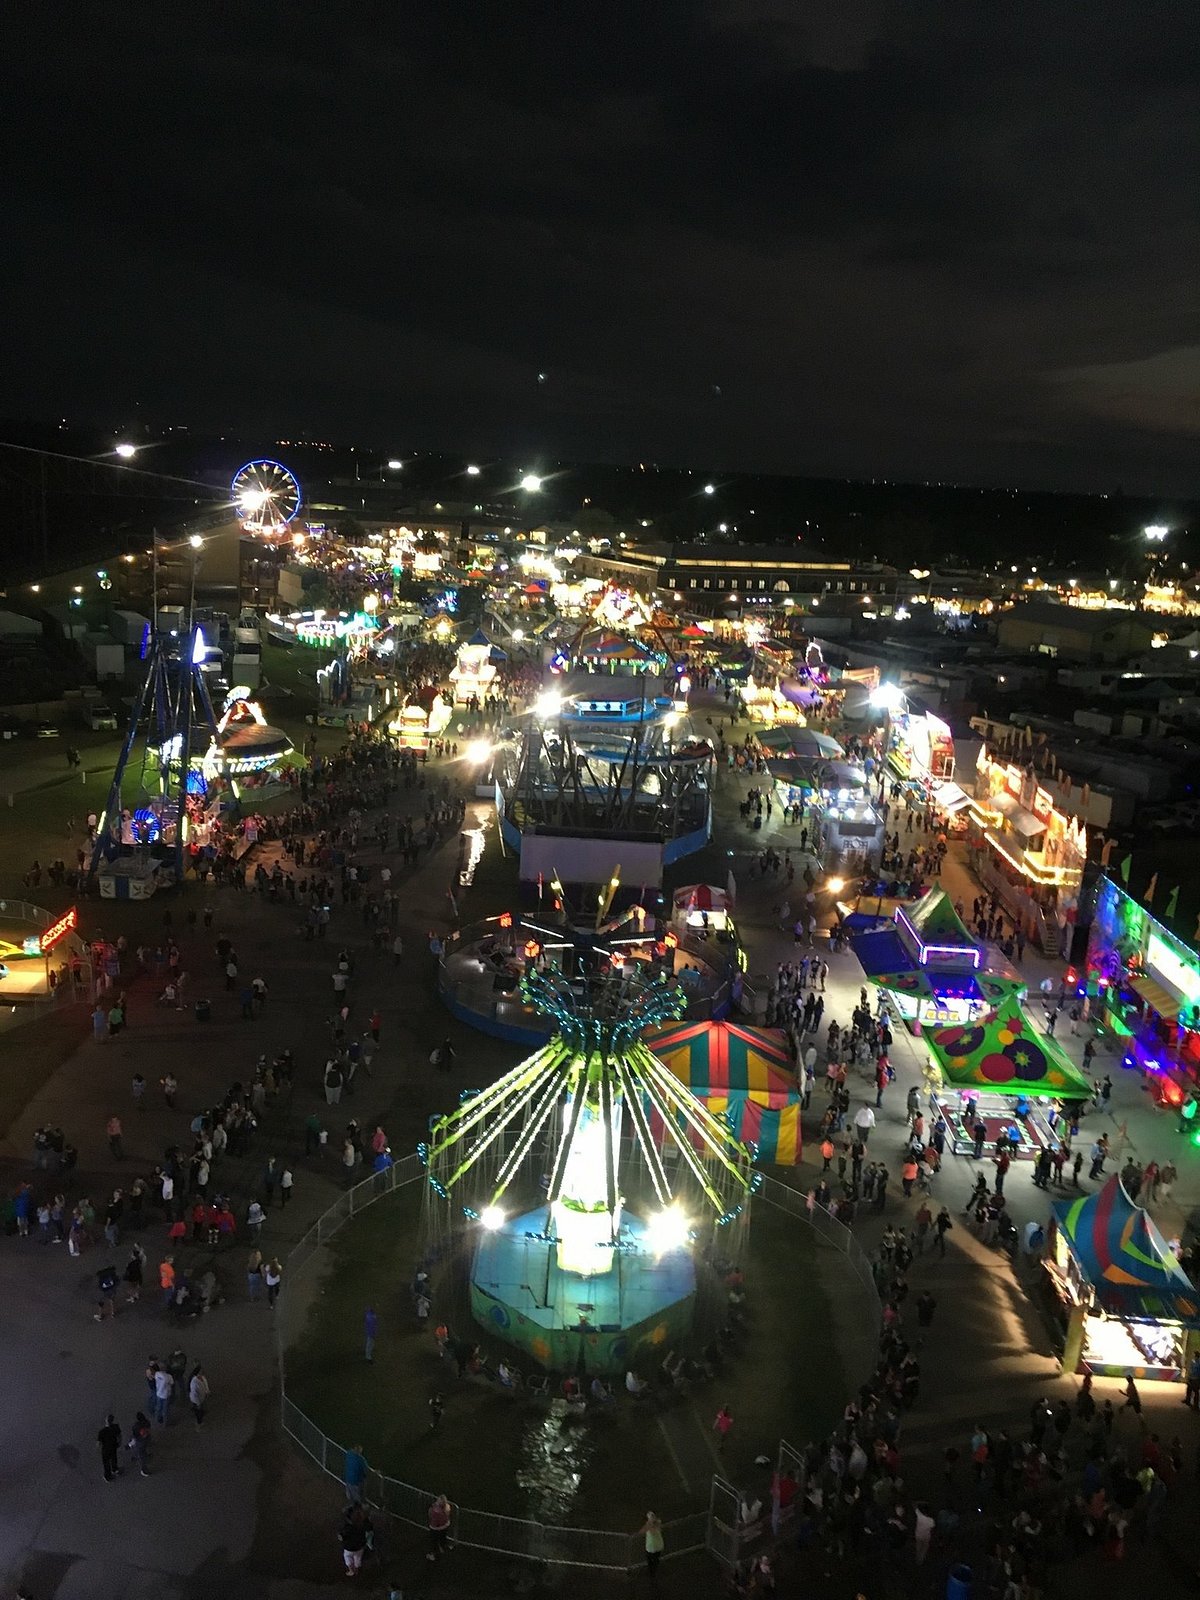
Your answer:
[642,1019,802,1165]
[1051,1177,1200,1325]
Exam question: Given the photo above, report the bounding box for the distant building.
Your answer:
[997,602,1153,664]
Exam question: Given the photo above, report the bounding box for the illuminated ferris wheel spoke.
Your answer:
[231,458,301,533]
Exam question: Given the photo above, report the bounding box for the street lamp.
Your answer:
[703,483,716,495]
[188,535,203,625]
[387,459,403,470]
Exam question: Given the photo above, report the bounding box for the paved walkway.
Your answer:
[1,717,1198,1599]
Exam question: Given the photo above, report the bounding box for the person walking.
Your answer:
[639,1511,665,1579]
[128,1410,152,1475]
[364,1305,378,1362]
[1183,1352,1200,1409]
[247,1247,264,1301]
[264,1257,282,1307]
[340,1506,369,1578]
[427,1493,452,1561]
[935,1206,953,1256]
[279,1164,293,1207]
[853,1103,875,1145]
[97,1413,122,1481]
[713,1404,733,1450]
[188,1365,210,1428]
[106,1115,123,1161]
[343,1443,368,1505]
[153,1366,174,1425]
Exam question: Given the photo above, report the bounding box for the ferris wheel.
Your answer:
[231,459,302,533]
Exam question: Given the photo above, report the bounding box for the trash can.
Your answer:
[947,1564,972,1600]
[195,999,211,1023]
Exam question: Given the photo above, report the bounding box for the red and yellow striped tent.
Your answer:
[642,1020,803,1165]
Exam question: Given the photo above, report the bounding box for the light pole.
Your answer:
[188,534,203,627]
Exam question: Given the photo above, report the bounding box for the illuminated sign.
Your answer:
[40,906,79,953]
[1146,931,1200,1008]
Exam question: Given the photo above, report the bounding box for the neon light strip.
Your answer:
[896,905,982,968]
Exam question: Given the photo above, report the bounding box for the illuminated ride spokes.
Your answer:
[422,970,755,1276]
[231,458,301,533]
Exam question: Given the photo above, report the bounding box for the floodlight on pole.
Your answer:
[1144,524,1169,542]
[520,473,542,492]
[387,459,403,470]
[115,443,137,460]
[466,464,481,476]
[871,682,904,712]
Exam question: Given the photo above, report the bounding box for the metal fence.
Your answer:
[277,1153,881,1573]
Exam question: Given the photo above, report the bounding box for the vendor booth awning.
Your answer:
[756,726,805,752]
[852,928,918,981]
[851,929,1022,1012]
[903,885,974,946]
[926,1005,1094,1099]
[933,781,971,814]
[642,1020,802,1165]
[782,728,844,759]
[976,972,1028,1008]
[991,792,1046,837]
[673,884,728,914]
[1052,1178,1200,1326]
[1128,973,1181,1024]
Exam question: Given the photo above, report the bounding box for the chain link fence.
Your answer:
[277,1153,881,1573]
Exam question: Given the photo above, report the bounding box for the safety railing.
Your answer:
[277,1153,881,1572]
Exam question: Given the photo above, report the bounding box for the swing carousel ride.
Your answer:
[421,968,756,1374]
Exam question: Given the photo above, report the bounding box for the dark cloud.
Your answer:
[3,1,1198,491]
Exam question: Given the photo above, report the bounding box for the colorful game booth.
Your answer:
[922,1004,1093,1159]
[852,887,1026,1030]
[1044,1176,1200,1381]
[642,1020,802,1165]
[1084,874,1200,1108]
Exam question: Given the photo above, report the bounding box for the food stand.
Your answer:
[1046,1177,1200,1380]
[1085,873,1200,1102]
[851,887,1025,1029]
[922,1004,1093,1157]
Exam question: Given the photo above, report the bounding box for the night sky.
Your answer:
[5,2,1197,494]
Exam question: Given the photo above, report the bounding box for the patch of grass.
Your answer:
[284,1187,854,1530]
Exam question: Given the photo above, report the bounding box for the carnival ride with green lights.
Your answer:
[420,968,757,1374]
